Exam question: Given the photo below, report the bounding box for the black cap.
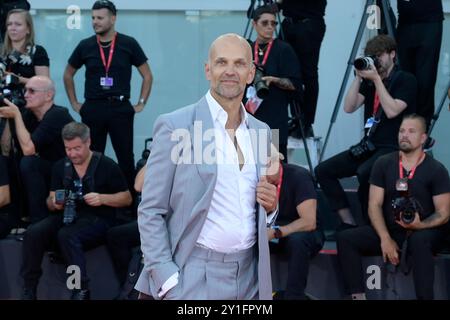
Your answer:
[92,0,117,15]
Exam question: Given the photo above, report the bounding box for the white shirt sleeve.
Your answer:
[158,272,179,298]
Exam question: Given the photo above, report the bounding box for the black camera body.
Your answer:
[0,62,25,107]
[254,65,269,99]
[349,138,376,160]
[392,196,422,224]
[354,55,380,71]
[57,179,84,225]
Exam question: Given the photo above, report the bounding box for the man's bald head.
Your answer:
[27,75,55,93]
[208,33,253,64]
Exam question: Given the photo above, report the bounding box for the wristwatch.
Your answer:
[271,225,282,239]
[139,98,145,105]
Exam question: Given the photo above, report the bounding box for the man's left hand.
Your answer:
[83,192,103,207]
[0,98,20,119]
[266,227,275,241]
[395,212,423,230]
[257,175,277,213]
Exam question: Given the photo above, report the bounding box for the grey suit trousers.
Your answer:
[164,246,258,300]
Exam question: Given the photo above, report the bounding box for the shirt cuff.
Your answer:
[266,204,279,227]
[158,272,179,298]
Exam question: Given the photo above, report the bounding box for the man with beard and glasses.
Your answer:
[315,35,417,231]
[337,114,450,300]
[63,0,153,193]
[135,33,278,300]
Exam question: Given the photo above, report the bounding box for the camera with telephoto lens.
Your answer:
[59,179,84,225]
[391,196,423,225]
[254,65,269,99]
[353,55,380,71]
[0,59,26,107]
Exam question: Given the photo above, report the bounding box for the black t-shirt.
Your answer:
[0,155,9,214]
[359,69,417,148]
[50,154,129,221]
[279,0,327,19]
[248,39,301,143]
[397,0,443,24]
[370,152,450,232]
[23,104,74,162]
[277,163,321,228]
[6,45,50,78]
[68,33,148,100]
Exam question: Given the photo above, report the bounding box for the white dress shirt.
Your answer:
[196,91,258,253]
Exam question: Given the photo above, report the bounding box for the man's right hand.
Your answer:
[72,101,82,113]
[380,237,400,265]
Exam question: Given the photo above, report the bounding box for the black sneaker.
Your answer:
[21,287,37,300]
[70,289,91,300]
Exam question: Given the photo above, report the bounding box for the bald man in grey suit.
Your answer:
[135,33,278,300]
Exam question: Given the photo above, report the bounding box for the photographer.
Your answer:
[315,35,417,230]
[0,76,73,224]
[266,146,324,300]
[0,8,49,110]
[21,122,132,300]
[0,154,11,238]
[245,5,301,160]
[337,115,450,300]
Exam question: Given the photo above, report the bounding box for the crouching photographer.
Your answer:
[315,34,417,229]
[20,122,132,300]
[337,115,450,300]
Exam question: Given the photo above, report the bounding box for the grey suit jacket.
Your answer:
[135,95,273,300]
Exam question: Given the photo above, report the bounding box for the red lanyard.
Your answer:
[97,32,117,76]
[254,40,273,66]
[373,92,380,116]
[276,162,284,200]
[399,152,425,180]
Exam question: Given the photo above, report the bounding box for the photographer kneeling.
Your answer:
[20,122,132,300]
[337,115,450,300]
[315,35,417,230]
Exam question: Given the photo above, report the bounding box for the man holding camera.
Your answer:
[0,75,73,223]
[63,0,153,192]
[245,5,301,160]
[315,35,417,229]
[20,122,132,300]
[337,114,450,300]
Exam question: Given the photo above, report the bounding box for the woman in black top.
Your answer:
[1,9,49,94]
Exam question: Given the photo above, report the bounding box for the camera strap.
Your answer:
[366,69,401,138]
[62,151,102,192]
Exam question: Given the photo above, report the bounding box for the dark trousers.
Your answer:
[337,224,449,299]
[314,147,393,223]
[80,99,136,191]
[397,21,442,126]
[19,155,52,223]
[21,213,111,290]
[282,17,326,127]
[106,220,140,285]
[271,230,324,299]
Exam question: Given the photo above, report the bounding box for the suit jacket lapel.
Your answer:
[192,96,217,184]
